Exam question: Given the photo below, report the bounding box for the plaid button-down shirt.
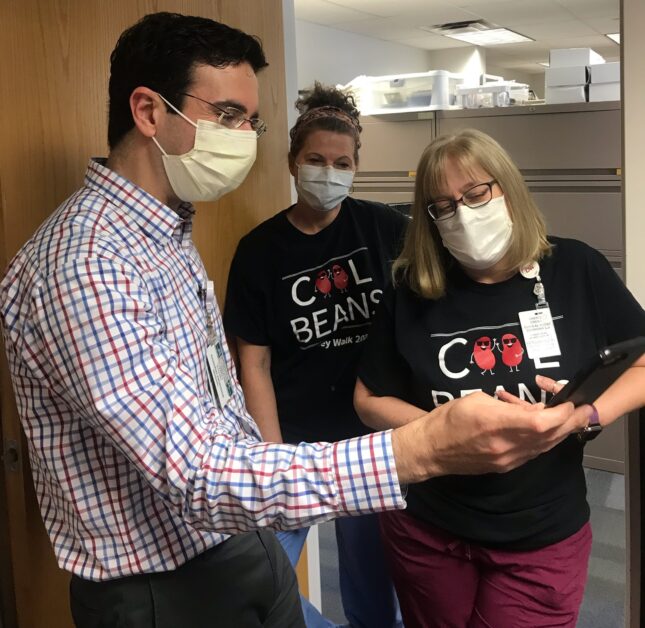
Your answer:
[0,160,404,581]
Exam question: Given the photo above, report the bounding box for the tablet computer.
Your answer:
[546,336,645,409]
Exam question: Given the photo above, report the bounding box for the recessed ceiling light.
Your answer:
[606,33,620,44]
[422,20,533,46]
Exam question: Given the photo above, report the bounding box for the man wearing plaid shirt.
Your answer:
[0,12,592,628]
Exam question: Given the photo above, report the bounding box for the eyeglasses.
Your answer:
[178,92,268,137]
[427,180,498,221]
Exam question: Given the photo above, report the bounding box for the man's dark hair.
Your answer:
[108,12,268,150]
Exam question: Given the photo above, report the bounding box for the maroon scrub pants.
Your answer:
[379,509,592,628]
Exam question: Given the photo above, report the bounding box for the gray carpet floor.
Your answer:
[318,468,626,627]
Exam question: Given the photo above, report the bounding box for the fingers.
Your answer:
[536,374,564,395]
[486,403,592,473]
[496,390,533,408]
[493,396,587,441]
[533,402,592,441]
[430,393,592,477]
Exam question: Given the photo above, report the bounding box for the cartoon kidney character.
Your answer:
[331,263,349,292]
[314,269,332,298]
[501,333,524,372]
[471,336,496,375]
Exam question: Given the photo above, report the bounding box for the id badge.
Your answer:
[518,307,561,359]
[205,340,234,408]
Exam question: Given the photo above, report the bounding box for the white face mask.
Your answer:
[152,94,257,203]
[435,195,513,270]
[295,164,354,212]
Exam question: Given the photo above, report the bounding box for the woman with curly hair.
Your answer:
[225,82,406,628]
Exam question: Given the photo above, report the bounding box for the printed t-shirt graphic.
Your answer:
[425,315,564,408]
[283,246,383,351]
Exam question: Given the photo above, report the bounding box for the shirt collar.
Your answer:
[84,158,196,244]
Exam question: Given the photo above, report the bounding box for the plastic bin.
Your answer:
[340,70,463,114]
[457,82,530,108]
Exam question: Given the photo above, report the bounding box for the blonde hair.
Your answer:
[393,128,551,299]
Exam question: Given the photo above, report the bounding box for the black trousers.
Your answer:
[69,530,305,628]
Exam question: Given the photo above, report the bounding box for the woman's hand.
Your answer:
[391,390,592,482]
[496,375,564,408]
[237,339,284,443]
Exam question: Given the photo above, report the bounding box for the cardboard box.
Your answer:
[589,82,620,102]
[545,66,588,87]
[590,62,620,84]
[545,85,587,104]
[549,48,605,68]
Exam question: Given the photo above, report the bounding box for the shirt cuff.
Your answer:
[331,430,406,516]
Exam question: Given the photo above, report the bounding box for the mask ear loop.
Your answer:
[151,136,168,156]
[152,93,199,157]
[156,93,198,129]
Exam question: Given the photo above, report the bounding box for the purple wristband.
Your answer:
[588,403,601,427]
[578,403,603,442]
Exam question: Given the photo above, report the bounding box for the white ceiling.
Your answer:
[293,0,620,74]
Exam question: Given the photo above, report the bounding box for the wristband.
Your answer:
[577,403,603,443]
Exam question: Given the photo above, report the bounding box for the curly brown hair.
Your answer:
[289,82,362,163]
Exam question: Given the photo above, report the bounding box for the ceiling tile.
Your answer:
[323,0,404,18]
[451,0,516,6]
[329,17,430,41]
[293,0,620,73]
[473,0,575,27]
[579,16,621,35]
[294,0,373,25]
[555,0,619,20]
[514,20,599,39]
[389,2,483,25]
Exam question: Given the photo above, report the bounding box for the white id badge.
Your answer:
[518,307,561,359]
[205,341,234,408]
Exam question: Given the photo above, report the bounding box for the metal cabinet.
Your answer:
[352,112,433,209]
[436,102,621,170]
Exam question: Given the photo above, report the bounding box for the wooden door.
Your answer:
[0,2,290,626]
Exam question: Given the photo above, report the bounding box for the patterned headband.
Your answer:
[290,106,361,148]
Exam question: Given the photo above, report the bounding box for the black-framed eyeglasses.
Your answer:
[427,180,498,221]
[178,92,268,137]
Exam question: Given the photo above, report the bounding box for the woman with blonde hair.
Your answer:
[355,128,645,627]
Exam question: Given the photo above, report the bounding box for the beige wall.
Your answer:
[623,0,645,306]
[623,0,644,625]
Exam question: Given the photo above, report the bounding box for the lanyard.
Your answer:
[533,274,548,309]
[518,261,561,359]
[199,279,217,345]
[519,261,548,308]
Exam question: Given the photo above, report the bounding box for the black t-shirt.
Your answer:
[359,237,645,550]
[225,197,408,443]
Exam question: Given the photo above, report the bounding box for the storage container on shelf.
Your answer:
[339,70,463,115]
[456,81,530,109]
[549,47,605,68]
